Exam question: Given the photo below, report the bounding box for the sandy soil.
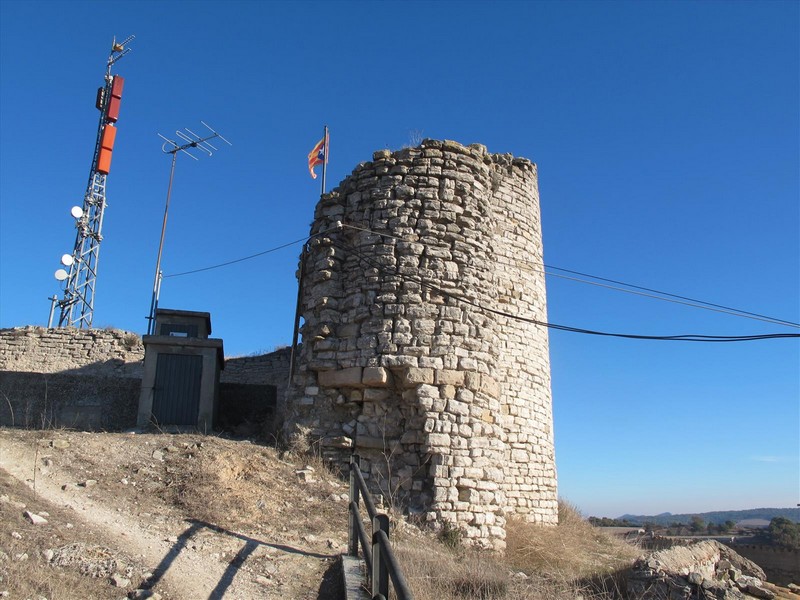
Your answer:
[0,428,349,599]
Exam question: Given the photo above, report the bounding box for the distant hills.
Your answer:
[616,507,800,527]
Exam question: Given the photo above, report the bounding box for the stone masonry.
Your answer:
[284,139,557,547]
[0,327,289,431]
[0,326,144,377]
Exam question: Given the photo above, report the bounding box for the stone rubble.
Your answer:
[628,540,779,600]
[23,510,48,525]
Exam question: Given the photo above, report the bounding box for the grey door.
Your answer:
[152,353,202,426]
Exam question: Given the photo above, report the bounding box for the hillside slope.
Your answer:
[0,428,347,599]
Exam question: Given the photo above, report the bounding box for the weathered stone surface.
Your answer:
[317,367,363,388]
[323,436,353,448]
[628,541,772,600]
[285,139,557,545]
[362,367,392,387]
[396,367,434,388]
[23,511,47,525]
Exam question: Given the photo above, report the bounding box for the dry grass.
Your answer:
[394,536,511,600]
[391,500,641,600]
[162,438,347,535]
[506,501,640,582]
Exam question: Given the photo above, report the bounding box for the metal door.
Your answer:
[152,353,202,426]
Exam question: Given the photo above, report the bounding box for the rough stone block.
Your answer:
[480,376,500,398]
[396,367,434,388]
[317,367,363,388]
[356,435,387,449]
[362,366,392,387]
[435,369,465,386]
[363,388,390,402]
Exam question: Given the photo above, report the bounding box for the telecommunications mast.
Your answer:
[51,35,134,328]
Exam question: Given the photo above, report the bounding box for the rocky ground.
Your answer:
[0,428,349,599]
[1,427,797,600]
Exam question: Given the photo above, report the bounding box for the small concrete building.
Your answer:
[137,309,224,431]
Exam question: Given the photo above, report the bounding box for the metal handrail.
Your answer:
[348,454,414,600]
[349,500,373,573]
[374,528,414,600]
[350,458,379,519]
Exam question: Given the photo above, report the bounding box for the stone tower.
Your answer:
[286,139,557,547]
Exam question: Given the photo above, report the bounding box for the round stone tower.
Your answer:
[285,139,557,547]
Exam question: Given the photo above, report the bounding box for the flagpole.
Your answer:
[321,125,328,196]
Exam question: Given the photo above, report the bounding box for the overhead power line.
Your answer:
[163,235,310,278]
[337,223,799,329]
[542,271,797,328]
[329,238,799,343]
[162,222,799,333]
[544,266,799,328]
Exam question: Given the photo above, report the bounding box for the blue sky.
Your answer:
[1,0,797,518]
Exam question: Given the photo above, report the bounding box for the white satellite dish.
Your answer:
[54,269,68,281]
[60,254,74,266]
[70,206,84,219]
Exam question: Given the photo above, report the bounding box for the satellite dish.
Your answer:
[54,269,68,281]
[71,206,84,219]
[60,254,74,266]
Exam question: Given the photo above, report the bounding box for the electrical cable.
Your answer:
[327,237,799,343]
[336,223,799,330]
[161,221,798,332]
[541,271,796,328]
[162,235,308,278]
[544,265,799,328]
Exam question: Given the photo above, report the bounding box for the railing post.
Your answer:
[372,514,390,600]
[348,454,360,556]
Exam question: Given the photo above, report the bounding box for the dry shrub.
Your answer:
[392,524,598,600]
[506,500,639,589]
[394,538,510,600]
[371,499,643,600]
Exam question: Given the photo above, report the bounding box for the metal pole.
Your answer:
[288,243,308,386]
[147,150,178,334]
[372,514,390,599]
[348,454,361,556]
[321,125,328,196]
[47,295,58,328]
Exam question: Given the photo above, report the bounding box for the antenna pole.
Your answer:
[47,295,58,328]
[147,150,177,334]
[146,122,231,333]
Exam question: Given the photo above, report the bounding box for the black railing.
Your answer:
[348,454,414,600]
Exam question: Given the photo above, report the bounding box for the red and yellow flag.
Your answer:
[308,132,329,179]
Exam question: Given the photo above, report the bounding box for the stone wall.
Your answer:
[0,326,145,377]
[0,326,145,430]
[222,347,292,419]
[732,544,799,587]
[284,139,557,547]
[0,371,141,430]
[0,327,288,432]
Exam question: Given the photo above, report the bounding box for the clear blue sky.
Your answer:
[1,1,797,519]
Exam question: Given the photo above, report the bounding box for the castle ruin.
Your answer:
[284,139,558,547]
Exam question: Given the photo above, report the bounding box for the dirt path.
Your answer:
[0,430,346,599]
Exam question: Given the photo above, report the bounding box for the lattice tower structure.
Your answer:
[57,37,132,327]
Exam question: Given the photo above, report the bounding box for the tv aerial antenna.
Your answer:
[50,35,134,328]
[146,121,231,334]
